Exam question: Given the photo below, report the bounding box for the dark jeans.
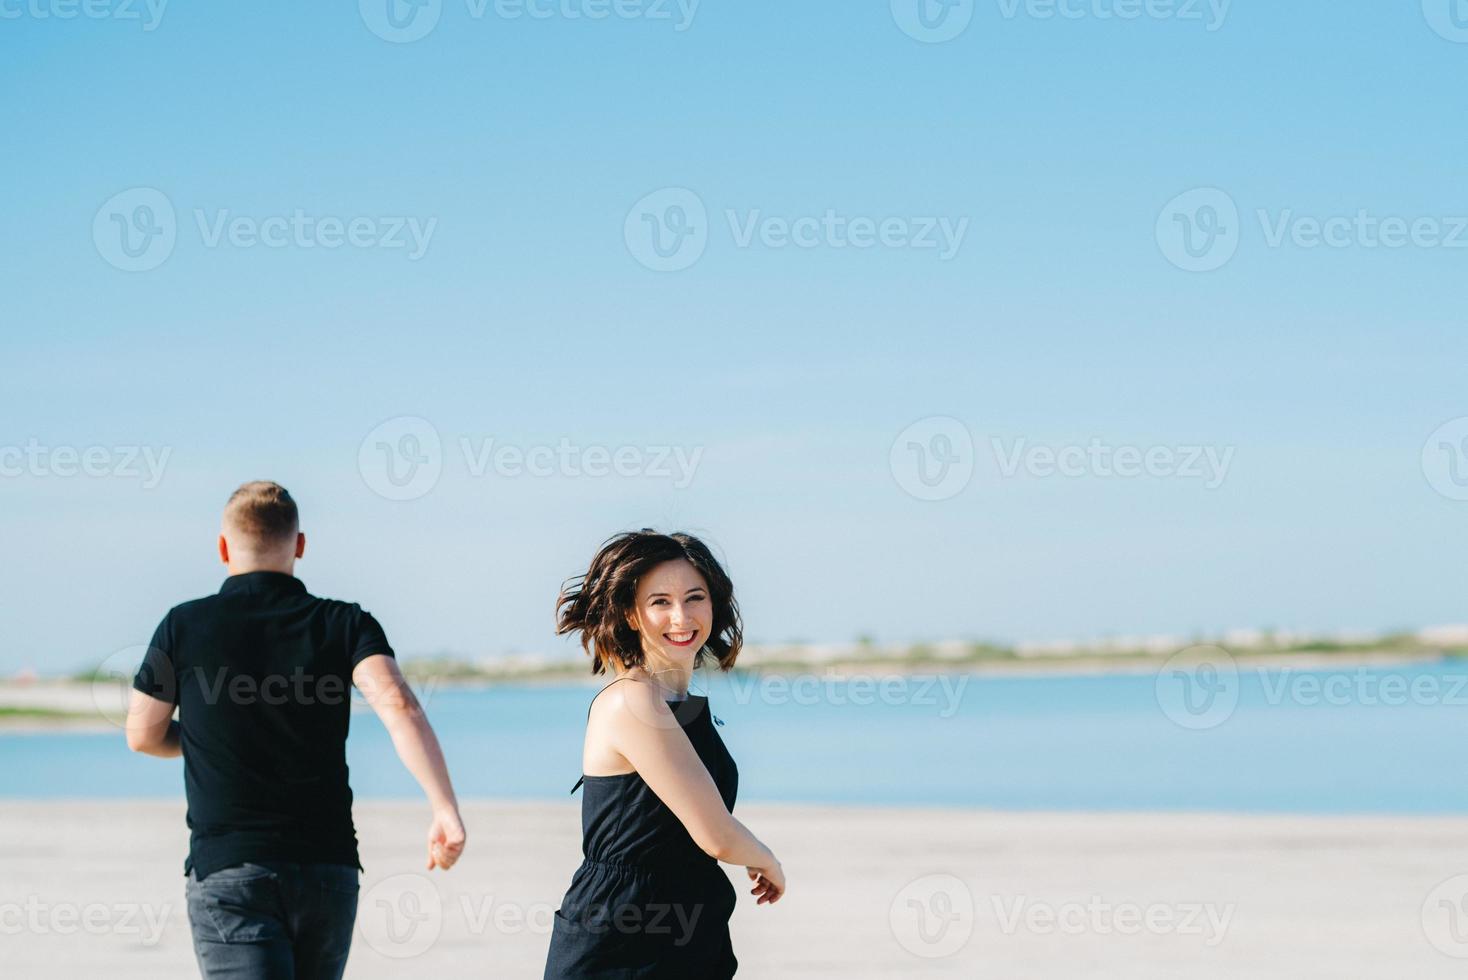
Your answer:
[185,861,359,980]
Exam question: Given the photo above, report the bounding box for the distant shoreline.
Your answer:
[2,646,1457,733]
[419,647,1457,685]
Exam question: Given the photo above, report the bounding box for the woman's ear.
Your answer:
[625,608,640,632]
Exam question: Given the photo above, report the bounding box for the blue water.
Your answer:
[2,663,1461,813]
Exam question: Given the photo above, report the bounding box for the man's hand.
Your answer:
[427,806,466,871]
[353,655,467,870]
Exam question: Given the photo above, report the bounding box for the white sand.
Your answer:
[2,800,1466,978]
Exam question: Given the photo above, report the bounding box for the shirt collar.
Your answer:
[219,571,307,595]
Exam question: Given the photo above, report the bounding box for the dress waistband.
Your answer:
[577,855,720,879]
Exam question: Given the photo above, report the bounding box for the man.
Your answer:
[126,481,466,979]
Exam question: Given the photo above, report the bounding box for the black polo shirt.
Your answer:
[132,571,393,880]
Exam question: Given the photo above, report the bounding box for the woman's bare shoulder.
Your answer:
[590,676,668,721]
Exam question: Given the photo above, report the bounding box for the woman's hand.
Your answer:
[427,806,466,870]
[746,861,785,905]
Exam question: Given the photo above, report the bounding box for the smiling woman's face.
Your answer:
[627,558,713,667]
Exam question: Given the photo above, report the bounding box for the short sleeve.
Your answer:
[132,611,179,705]
[351,609,395,669]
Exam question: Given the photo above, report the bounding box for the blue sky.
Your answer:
[2,2,1466,673]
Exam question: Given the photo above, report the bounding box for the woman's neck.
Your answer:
[629,656,691,700]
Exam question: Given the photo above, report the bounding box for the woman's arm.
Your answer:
[600,682,784,902]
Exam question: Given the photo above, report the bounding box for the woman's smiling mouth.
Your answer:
[663,630,698,648]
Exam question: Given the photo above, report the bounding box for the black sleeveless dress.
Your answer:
[543,687,739,979]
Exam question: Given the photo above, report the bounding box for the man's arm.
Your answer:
[352,653,466,871]
[125,691,181,758]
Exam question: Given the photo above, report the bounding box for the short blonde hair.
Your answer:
[223,481,299,547]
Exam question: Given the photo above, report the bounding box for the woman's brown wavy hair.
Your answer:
[556,529,742,675]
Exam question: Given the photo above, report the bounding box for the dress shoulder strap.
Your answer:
[585,675,636,720]
[569,676,637,794]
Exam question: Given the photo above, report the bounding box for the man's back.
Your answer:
[136,571,392,879]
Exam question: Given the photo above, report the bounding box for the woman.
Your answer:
[544,530,785,979]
